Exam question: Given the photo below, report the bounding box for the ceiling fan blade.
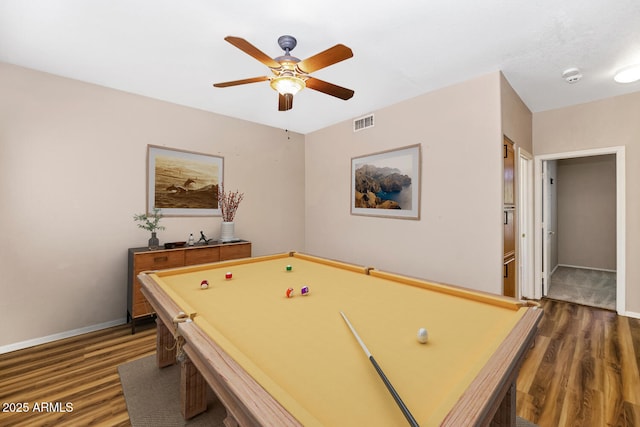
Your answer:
[213,76,270,88]
[224,36,281,69]
[305,77,354,100]
[297,44,353,74]
[278,93,293,111]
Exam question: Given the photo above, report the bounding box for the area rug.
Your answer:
[118,355,226,427]
[119,355,538,426]
[517,416,539,427]
[548,266,616,310]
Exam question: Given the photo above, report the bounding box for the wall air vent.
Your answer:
[353,114,374,132]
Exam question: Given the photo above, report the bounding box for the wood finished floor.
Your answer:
[0,323,156,427]
[0,299,638,427]
[516,299,640,427]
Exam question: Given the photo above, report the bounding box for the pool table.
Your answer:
[138,252,542,426]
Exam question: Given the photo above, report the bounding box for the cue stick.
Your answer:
[339,311,420,427]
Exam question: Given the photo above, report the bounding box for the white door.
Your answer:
[518,149,534,299]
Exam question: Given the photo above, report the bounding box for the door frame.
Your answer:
[534,146,626,314]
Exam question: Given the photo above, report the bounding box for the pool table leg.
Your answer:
[491,381,516,426]
[180,357,208,419]
[156,318,176,368]
[222,413,240,427]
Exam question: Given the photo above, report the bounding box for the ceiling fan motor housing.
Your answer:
[278,35,297,54]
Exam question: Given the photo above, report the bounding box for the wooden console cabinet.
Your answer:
[127,240,251,333]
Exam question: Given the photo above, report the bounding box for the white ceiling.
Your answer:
[2,1,640,134]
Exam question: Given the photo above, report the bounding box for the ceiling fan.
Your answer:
[213,35,354,111]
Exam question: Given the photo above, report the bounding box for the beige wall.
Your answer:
[7,58,634,349]
[500,73,533,153]
[305,72,505,294]
[557,155,617,270]
[534,92,640,314]
[0,63,305,348]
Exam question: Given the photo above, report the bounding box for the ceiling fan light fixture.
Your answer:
[214,35,354,111]
[270,75,306,95]
[614,64,640,83]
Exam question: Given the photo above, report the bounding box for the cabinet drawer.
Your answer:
[220,243,251,260]
[185,247,220,265]
[135,250,185,271]
[133,298,153,318]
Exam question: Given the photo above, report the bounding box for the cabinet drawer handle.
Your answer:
[154,256,168,263]
[504,263,508,278]
[504,211,508,225]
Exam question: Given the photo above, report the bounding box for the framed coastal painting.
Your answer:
[147,145,223,216]
[351,144,421,219]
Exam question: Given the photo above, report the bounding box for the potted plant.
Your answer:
[134,207,166,248]
[217,183,244,242]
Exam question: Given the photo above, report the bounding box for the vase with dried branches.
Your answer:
[218,183,244,242]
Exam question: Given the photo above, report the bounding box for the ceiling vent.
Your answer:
[353,114,374,132]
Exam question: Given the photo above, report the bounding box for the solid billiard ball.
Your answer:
[286,265,292,272]
[225,272,232,279]
[417,327,429,344]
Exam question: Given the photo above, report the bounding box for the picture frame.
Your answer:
[351,144,421,219]
[147,145,223,216]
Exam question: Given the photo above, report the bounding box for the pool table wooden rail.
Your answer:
[138,252,542,426]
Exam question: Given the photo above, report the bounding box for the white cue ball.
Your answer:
[417,327,429,344]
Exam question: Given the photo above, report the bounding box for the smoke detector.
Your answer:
[562,68,582,83]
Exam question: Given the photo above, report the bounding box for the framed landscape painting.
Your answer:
[351,144,421,219]
[147,145,223,216]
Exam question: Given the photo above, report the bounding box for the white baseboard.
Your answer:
[0,317,128,355]
[622,310,640,319]
[557,264,617,273]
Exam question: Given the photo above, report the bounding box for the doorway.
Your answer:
[534,147,626,314]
